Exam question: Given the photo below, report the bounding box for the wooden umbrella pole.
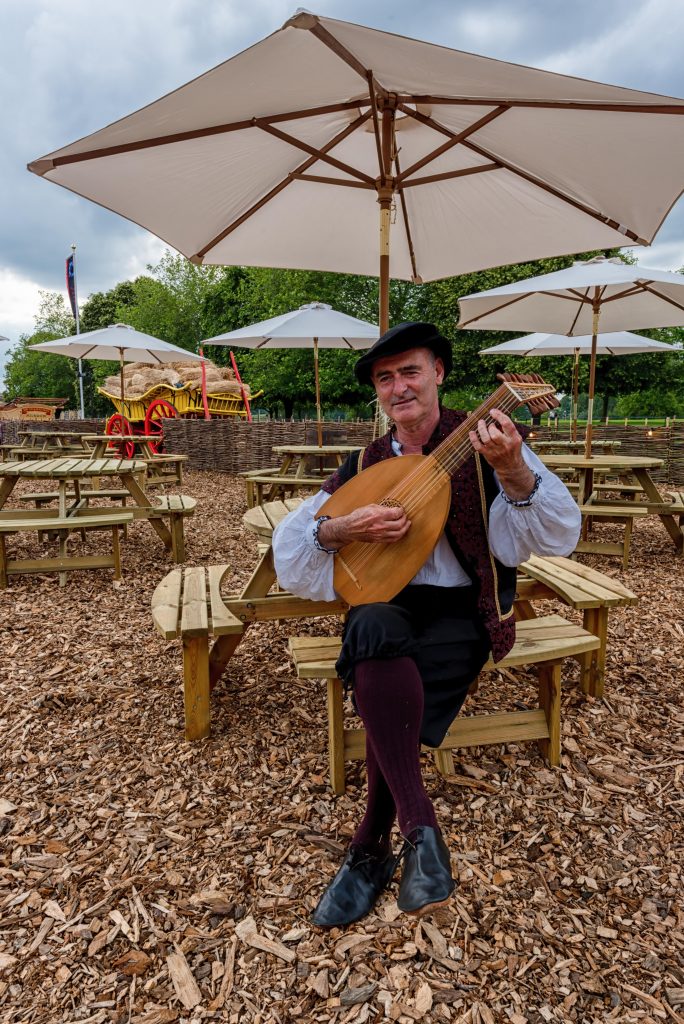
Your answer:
[314,336,323,446]
[571,348,580,442]
[583,298,601,459]
[378,105,394,336]
[119,349,125,406]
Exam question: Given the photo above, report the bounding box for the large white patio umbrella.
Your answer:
[478,329,678,438]
[28,13,684,337]
[203,302,378,444]
[31,322,202,408]
[459,257,684,456]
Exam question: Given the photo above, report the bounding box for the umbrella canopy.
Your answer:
[28,13,684,335]
[31,322,202,404]
[478,329,678,438]
[203,302,378,443]
[478,331,678,357]
[459,257,684,455]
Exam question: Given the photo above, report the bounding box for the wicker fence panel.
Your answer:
[162,419,375,473]
[0,418,106,445]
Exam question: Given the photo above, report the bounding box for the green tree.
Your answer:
[3,293,78,406]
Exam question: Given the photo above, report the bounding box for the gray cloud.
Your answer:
[2,0,684,358]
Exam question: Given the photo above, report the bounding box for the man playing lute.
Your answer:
[273,322,580,927]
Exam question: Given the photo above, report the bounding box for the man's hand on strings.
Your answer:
[469,408,536,500]
[317,503,410,549]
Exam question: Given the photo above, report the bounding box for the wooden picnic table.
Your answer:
[0,457,189,562]
[81,435,188,486]
[153,498,637,740]
[1,430,94,462]
[243,443,358,506]
[540,453,682,555]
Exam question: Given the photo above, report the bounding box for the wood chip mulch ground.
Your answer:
[0,470,682,1024]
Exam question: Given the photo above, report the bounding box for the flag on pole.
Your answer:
[65,253,78,320]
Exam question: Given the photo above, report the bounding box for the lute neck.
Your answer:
[432,384,521,478]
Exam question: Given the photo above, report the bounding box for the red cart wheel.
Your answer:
[105,413,135,458]
[144,398,178,453]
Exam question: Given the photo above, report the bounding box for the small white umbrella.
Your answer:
[203,302,378,444]
[478,330,678,437]
[459,257,684,456]
[31,323,202,406]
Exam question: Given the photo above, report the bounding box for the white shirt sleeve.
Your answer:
[272,490,338,601]
[488,444,582,566]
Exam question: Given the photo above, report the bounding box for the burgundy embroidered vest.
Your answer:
[322,407,521,663]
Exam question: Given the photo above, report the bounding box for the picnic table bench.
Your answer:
[516,553,637,698]
[0,511,133,587]
[289,614,600,792]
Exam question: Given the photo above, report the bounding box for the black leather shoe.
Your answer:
[396,826,455,915]
[311,845,396,928]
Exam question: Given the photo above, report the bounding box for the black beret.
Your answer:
[355,321,453,386]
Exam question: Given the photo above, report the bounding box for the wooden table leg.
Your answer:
[537,661,561,766]
[633,468,683,554]
[121,472,173,550]
[182,636,211,740]
[579,607,607,699]
[327,677,346,795]
[0,536,7,588]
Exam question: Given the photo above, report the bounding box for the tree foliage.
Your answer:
[4,247,683,419]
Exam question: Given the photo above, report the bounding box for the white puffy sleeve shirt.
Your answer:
[272,444,581,603]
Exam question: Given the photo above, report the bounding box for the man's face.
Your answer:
[371,347,444,428]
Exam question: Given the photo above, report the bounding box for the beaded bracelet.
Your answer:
[312,515,338,553]
[501,471,542,508]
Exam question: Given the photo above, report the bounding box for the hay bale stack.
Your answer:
[104,358,250,398]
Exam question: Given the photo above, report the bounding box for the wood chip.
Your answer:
[234,915,296,963]
[166,948,202,1010]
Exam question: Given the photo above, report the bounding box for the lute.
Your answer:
[320,373,559,606]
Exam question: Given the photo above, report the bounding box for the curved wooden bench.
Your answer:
[0,512,133,587]
[151,565,242,740]
[289,614,601,794]
[577,503,649,568]
[146,495,197,562]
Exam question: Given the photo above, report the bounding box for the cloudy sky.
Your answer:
[2,0,684,377]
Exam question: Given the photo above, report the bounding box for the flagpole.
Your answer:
[70,243,85,418]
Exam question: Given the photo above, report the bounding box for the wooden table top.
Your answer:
[0,457,147,478]
[18,430,90,439]
[81,433,161,443]
[539,454,663,470]
[271,444,358,455]
[531,439,621,450]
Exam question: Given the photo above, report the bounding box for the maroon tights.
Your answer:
[351,656,438,850]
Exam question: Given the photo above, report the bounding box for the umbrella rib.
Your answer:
[395,105,509,183]
[367,71,385,179]
[397,95,684,115]
[194,109,373,260]
[399,164,498,188]
[294,173,373,189]
[29,101,367,171]
[462,138,649,245]
[638,282,684,316]
[306,19,389,100]
[393,151,419,282]
[257,121,375,185]
[458,292,530,328]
